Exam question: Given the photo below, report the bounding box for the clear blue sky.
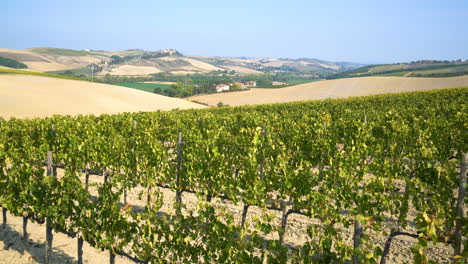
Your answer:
[2,0,467,63]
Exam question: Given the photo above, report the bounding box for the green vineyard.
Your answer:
[0,88,467,263]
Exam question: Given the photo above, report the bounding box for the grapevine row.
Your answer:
[0,88,466,263]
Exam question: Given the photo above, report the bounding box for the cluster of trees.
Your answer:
[105,50,184,67]
[153,81,235,98]
[410,71,468,78]
[150,77,248,98]
[109,55,124,65]
[406,59,466,65]
[118,50,183,62]
[239,72,318,86]
[0,56,28,69]
[93,71,318,98]
[152,82,195,97]
[259,65,299,73]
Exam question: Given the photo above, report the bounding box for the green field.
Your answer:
[48,67,94,77]
[29,48,105,57]
[115,82,172,93]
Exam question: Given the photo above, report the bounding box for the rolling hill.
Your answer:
[191,56,363,76]
[0,74,205,119]
[0,47,363,77]
[327,60,468,79]
[0,48,108,72]
[187,75,468,106]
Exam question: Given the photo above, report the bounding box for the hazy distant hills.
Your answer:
[190,56,363,76]
[327,60,468,79]
[4,47,465,80]
[0,47,364,77]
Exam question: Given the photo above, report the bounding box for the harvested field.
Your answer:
[22,62,83,72]
[100,65,162,76]
[222,65,262,74]
[188,75,468,106]
[0,74,205,119]
[170,70,198,75]
[0,52,48,63]
[0,48,103,72]
[182,58,224,72]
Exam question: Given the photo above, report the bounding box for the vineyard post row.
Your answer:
[3,149,466,264]
[1,112,467,263]
[144,125,465,264]
[0,150,149,264]
[1,146,467,263]
[87,122,468,264]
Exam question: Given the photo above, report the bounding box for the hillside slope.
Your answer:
[0,48,364,76]
[0,48,105,72]
[327,60,468,79]
[0,74,205,119]
[188,76,468,106]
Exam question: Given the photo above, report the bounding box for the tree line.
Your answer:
[0,56,28,69]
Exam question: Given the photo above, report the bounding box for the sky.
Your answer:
[2,0,467,63]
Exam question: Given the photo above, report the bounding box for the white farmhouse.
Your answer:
[215,84,230,92]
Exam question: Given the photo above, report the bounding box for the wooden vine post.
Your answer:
[109,250,115,264]
[454,153,467,261]
[110,250,116,264]
[235,167,249,227]
[85,165,90,191]
[77,234,84,264]
[279,202,289,245]
[45,150,54,264]
[241,204,249,228]
[352,218,364,264]
[2,207,6,229]
[103,169,108,183]
[22,216,28,240]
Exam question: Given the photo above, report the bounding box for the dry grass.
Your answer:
[0,48,102,72]
[182,58,224,72]
[99,65,162,76]
[222,65,262,74]
[187,76,468,106]
[0,74,205,119]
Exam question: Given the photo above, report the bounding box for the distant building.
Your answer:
[160,49,178,55]
[244,81,257,87]
[215,84,230,92]
[272,81,288,86]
